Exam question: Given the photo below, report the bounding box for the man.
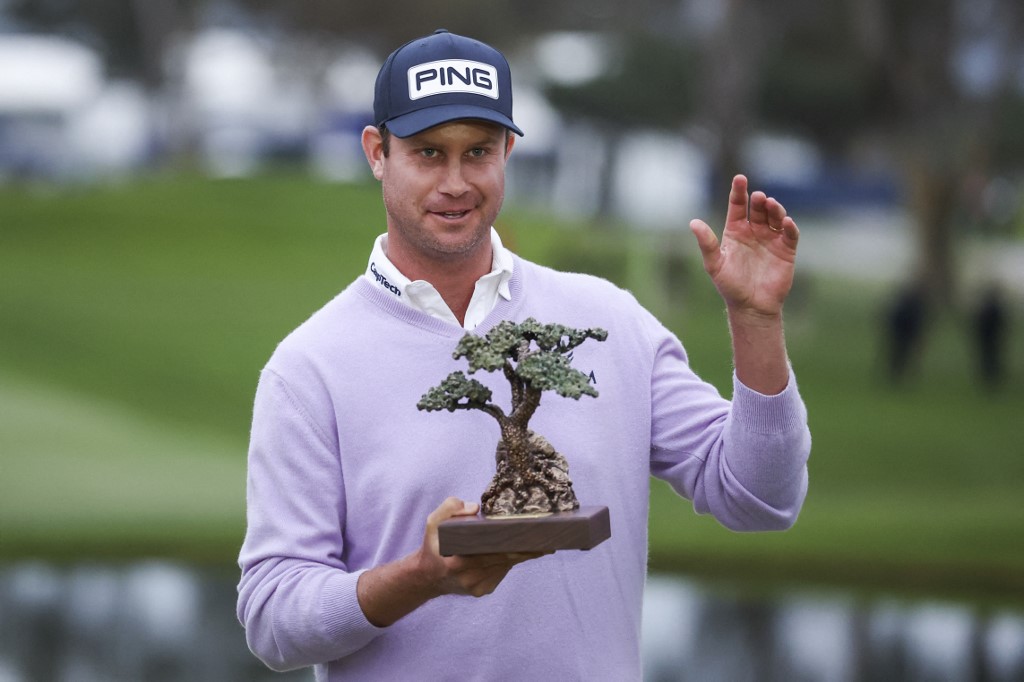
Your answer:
[238,29,810,679]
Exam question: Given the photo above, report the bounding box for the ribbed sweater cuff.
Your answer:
[320,568,386,657]
[731,368,806,434]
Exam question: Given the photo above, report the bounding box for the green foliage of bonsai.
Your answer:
[418,318,608,515]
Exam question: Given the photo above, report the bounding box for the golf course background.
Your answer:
[2,174,1021,605]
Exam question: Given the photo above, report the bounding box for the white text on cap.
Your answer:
[407,59,499,101]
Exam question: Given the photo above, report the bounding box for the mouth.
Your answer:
[431,209,472,221]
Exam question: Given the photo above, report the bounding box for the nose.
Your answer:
[438,158,469,197]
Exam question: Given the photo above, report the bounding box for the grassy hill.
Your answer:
[2,173,1021,604]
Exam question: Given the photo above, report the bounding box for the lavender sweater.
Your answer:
[237,255,810,680]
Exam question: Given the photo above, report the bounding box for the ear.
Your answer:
[504,132,516,160]
[361,126,385,180]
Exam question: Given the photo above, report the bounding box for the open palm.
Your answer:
[690,175,800,318]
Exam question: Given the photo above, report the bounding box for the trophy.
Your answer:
[418,318,611,556]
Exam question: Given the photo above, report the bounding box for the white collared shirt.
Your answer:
[364,227,514,330]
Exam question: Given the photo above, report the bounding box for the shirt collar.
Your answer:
[364,228,514,328]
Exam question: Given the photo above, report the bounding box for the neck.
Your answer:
[386,242,493,326]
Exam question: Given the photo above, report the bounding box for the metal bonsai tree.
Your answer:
[418,318,608,516]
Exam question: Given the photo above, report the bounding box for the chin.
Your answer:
[433,230,491,258]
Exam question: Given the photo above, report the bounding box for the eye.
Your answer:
[420,148,439,159]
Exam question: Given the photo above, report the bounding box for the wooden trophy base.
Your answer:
[438,506,610,556]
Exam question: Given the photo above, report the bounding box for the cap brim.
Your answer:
[385,104,524,138]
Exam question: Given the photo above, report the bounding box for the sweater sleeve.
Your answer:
[237,369,385,671]
[647,312,810,531]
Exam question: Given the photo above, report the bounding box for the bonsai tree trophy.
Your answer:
[418,318,612,555]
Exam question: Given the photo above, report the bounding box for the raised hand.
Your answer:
[689,174,800,394]
[689,174,800,319]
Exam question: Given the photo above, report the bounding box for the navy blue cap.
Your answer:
[373,29,524,138]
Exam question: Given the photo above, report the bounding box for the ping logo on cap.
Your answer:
[407,59,499,101]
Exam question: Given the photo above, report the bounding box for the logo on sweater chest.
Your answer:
[567,351,598,385]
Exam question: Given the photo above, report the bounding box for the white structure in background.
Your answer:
[67,83,152,177]
[178,28,273,177]
[0,34,100,180]
[529,31,618,217]
[528,30,709,227]
[0,34,150,181]
[309,46,377,182]
[612,131,706,229]
[177,28,313,177]
[741,132,823,186]
[504,84,562,205]
[532,31,615,87]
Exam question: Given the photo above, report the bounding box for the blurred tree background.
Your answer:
[3,0,1023,604]
[13,0,1023,298]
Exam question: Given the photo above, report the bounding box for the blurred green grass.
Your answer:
[1,174,1021,603]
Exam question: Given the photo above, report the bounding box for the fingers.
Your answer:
[722,174,796,238]
[422,497,546,598]
[449,559,510,597]
[712,178,797,250]
[439,515,552,596]
[748,191,799,242]
[779,215,799,242]
[445,552,544,597]
[725,174,750,225]
[747,191,781,227]
[507,551,552,564]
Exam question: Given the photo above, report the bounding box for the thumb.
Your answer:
[427,497,478,530]
[689,219,721,269]
[425,497,479,556]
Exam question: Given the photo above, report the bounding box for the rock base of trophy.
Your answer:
[438,506,610,556]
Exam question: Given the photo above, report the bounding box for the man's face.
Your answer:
[364,120,514,270]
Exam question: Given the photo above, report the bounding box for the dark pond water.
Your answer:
[2,562,1022,681]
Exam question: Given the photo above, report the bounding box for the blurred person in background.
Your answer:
[971,283,1009,390]
[237,29,810,680]
[883,279,929,385]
